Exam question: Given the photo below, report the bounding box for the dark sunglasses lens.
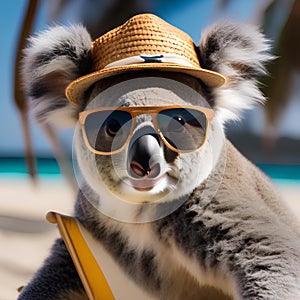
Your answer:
[157,108,207,151]
[84,110,132,153]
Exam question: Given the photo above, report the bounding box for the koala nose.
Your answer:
[128,134,162,178]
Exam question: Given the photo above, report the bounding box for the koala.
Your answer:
[19,14,300,300]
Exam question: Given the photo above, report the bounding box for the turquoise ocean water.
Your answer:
[0,158,61,178]
[0,158,299,185]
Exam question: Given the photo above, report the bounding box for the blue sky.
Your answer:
[0,1,48,156]
[0,0,297,157]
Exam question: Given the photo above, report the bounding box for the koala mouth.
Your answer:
[128,174,167,192]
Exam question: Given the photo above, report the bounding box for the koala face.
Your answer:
[73,74,225,221]
[23,22,272,221]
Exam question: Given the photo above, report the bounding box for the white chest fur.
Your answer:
[94,219,237,300]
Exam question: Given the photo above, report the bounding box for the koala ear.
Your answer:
[22,25,92,127]
[199,22,273,123]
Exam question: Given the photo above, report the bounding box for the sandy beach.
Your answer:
[0,176,299,300]
[0,177,74,300]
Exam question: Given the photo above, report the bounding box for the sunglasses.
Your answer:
[79,105,214,155]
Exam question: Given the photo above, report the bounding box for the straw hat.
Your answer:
[66,14,226,105]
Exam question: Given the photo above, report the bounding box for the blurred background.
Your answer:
[0,0,299,299]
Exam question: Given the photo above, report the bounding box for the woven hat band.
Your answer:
[103,54,196,69]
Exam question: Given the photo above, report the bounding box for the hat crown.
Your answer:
[91,14,200,71]
[66,14,226,105]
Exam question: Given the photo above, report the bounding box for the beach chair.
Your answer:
[46,211,156,300]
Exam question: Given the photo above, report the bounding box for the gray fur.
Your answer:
[199,22,274,123]
[18,239,87,299]
[22,25,92,127]
[18,21,300,300]
[73,142,300,300]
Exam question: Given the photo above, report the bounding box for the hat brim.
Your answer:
[65,63,226,105]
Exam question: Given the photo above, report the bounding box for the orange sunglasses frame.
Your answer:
[78,105,214,155]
